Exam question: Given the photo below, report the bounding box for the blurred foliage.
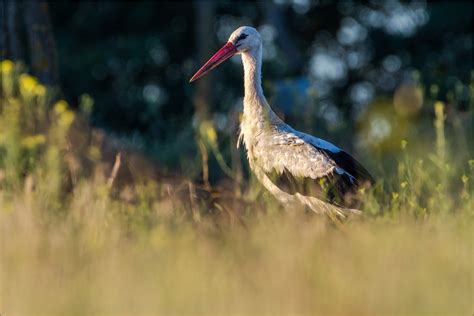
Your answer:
[0,60,473,315]
[45,1,472,178]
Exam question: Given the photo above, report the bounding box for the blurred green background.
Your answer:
[3,0,472,179]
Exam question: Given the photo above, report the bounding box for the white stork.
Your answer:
[190,26,374,217]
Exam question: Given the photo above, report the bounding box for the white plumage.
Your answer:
[191,26,374,217]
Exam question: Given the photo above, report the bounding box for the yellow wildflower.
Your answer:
[88,146,102,161]
[34,84,46,97]
[200,121,217,145]
[58,110,75,127]
[19,74,38,96]
[54,100,69,115]
[0,60,14,74]
[21,134,46,149]
[434,101,445,119]
[79,93,94,114]
[206,125,217,144]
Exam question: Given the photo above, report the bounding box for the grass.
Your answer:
[0,60,473,316]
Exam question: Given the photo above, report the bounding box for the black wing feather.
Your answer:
[266,146,374,209]
[323,149,374,185]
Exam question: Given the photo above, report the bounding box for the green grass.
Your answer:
[1,60,473,315]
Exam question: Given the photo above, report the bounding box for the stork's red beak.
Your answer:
[189,42,237,83]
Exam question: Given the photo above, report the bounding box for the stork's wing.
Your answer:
[255,132,374,208]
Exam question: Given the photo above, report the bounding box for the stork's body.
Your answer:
[191,26,374,216]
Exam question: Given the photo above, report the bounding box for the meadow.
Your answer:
[0,61,473,315]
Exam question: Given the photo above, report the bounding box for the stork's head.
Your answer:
[229,26,261,52]
[189,26,261,82]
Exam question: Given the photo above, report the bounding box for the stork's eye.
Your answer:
[236,33,248,42]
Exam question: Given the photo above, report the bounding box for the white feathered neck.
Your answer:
[238,44,281,149]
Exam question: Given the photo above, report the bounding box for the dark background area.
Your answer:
[1,0,472,181]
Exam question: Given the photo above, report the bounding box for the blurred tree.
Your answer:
[258,1,302,74]
[6,1,22,61]
[0,1,5,59]
[4,0,466,176]
[0,1,21,60]
[23,0,59,86]
[193,1,216,122]
[0,0,59,87]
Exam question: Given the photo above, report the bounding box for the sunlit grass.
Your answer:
[1,61,473,315]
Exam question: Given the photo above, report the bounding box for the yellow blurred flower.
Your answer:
[58,110,75,127]
[34,84,46,97]
[206,125,217,144]
[19,74,39,97]
[434,101,445,119]
[0,60,14,74]
[199,120,217,145]
[21,134,46,149]
[79,93,94,114]
[54,100,69,115]
[88,146,102,161]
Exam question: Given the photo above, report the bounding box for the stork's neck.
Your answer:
[239,45,280,148]
[242,46,264,105]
